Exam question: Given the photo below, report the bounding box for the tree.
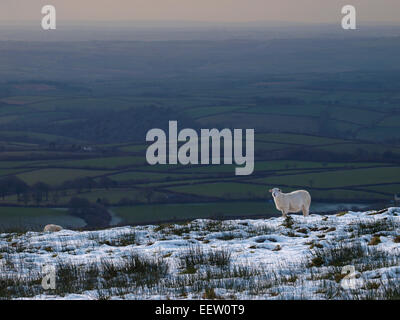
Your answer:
[32,182,51,202]
[51,191,60,204]
[68,197,111,228]
[0,176,29,201]
[22,192,30,205]
[14,178,29,202]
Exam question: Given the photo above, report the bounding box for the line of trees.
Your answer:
[0,176,112,228]
[0,176,53,205]
[0,175,120,205]
[0,176,29,202]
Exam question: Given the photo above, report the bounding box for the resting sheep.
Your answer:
[43,224,63,232]
[269,188,311,217]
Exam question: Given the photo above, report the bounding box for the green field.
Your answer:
[253,166,400,188]
[17,168,111,186]
[59,156,146,169]
[1,39,400,228]
[168,182,267,199]
[0,207,86,230]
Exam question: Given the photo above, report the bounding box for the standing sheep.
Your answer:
[269,188,311,218]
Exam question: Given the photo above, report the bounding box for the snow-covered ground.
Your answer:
[1,208,399,300]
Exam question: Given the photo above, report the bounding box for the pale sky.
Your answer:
[1,0,400,24]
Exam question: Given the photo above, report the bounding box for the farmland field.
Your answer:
[0,37,400,229]
[0,207,86,230]
[17,168,112,186]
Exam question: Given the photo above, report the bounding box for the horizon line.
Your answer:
[1,19,400,27]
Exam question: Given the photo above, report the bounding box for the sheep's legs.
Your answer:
[302,206,309,217]
[281,210,287,218]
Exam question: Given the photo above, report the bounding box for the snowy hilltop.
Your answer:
[1,208,400,300]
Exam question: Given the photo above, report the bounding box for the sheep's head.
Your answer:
[268,188,282,197]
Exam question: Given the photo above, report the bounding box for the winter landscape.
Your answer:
[1,207,399,300]
[2,1,400,302]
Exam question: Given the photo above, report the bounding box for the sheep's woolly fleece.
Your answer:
[1,208,400,300]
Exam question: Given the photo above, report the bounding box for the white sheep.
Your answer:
[269,188,311,217]
[43,224,63,232]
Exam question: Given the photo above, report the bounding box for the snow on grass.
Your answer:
[0,207,400,300]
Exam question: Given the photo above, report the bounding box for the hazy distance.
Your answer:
[1,0,400,24]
